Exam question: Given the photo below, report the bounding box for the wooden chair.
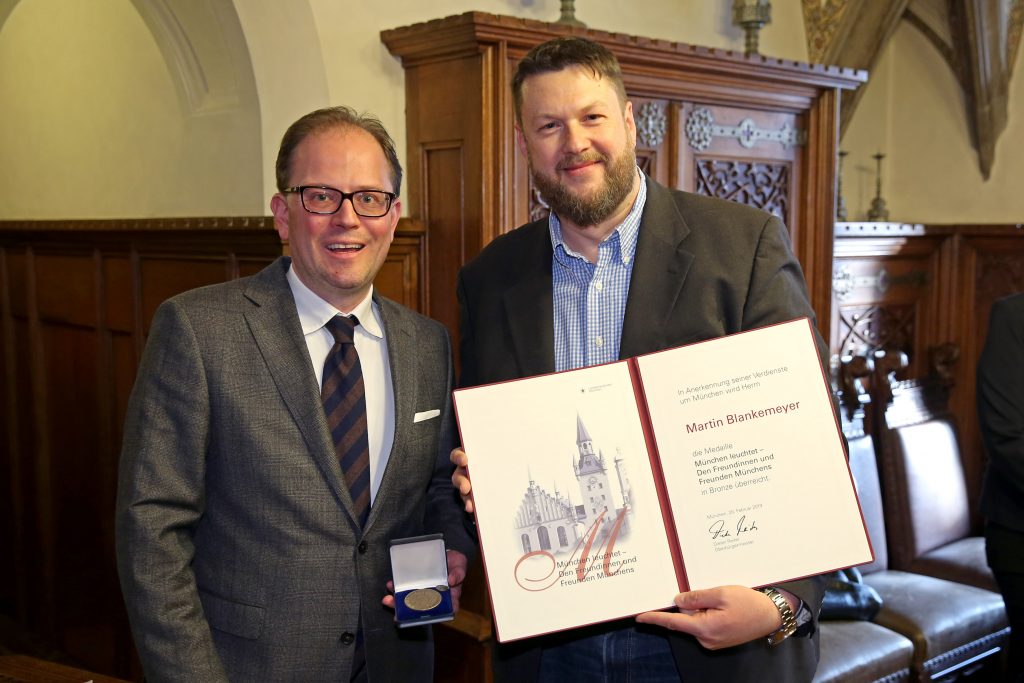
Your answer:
[872,346,997,592]
[814,354,914,683]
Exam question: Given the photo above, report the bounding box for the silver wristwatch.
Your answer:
[760,587,798,645]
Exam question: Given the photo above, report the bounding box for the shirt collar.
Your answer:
[548,167,646,264]
[286,263,384,339]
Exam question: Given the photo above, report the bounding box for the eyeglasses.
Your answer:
[284,185,396,218]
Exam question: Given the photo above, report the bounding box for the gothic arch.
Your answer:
[128,0,257,117]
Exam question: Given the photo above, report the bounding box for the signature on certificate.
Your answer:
[708,515,759,539]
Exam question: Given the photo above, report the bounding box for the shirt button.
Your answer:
[595,336,604,347]
[340,631,355,645]
[358,541,368,554]
[594,280,603,291]
[623,256,631,264]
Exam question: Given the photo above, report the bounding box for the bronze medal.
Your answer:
[404,588,442,611]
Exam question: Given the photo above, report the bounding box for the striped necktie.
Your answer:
[321,314,371,527]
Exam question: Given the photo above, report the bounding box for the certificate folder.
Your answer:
[452,318,873,643]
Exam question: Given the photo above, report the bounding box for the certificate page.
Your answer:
[454,361,681,642]
[635,319,872,590]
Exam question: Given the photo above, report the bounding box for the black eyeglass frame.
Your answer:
[283,185,397,217]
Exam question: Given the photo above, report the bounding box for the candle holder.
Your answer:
[867,152,890,222]
[836,150,848,221]
[732,0,772,56]
[556,0,586,28]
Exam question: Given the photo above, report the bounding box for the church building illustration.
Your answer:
[513,413,633,555]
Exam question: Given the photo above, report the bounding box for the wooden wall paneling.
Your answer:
[376,230,424,312]
[422,142,469,333]
[0,220,282,679]
[830,223,943,379]
[28,249,113,673]
[801,89,840,323]
[24,247,57,640]
[0,247,23,619]
[0,251,10,610]
[405,55,489,334]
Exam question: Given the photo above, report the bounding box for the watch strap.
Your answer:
[760,587,798,645]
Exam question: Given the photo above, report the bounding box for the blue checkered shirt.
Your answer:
[551,170,646,373]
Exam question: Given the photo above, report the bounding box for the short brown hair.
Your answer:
[274,106,402,195]
[512,37,628,125]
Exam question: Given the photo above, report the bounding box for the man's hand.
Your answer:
[450,448,474,514]
[382,550,469,612]
[443,549,468,612]
[636,585,795,650]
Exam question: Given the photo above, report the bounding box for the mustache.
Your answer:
[556,152,607,171]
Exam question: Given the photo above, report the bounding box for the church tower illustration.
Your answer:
[573,414,616,532]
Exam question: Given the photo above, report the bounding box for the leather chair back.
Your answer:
[884,417,971,566]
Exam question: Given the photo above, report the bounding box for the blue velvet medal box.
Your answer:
[390,533,453,628]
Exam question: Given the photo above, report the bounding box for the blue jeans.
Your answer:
[538,625,680,682]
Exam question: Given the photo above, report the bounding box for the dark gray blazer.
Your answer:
[457,177,827,682]
[979,292,1024,569]
[116,256,474,682]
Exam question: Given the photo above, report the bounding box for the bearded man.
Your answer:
[451,36,828,683]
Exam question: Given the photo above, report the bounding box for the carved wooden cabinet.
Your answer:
[382,11,866,346]
[382,13,865,681]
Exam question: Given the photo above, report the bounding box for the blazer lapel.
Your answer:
[364,296,417,532]
[620,178,695,358]
[243,258,353,517]
[503,224,556,377]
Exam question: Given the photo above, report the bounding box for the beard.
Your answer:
[530,146,637,227]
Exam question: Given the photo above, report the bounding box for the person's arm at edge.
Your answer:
[114,299,228,682]
[978,297,1024,495]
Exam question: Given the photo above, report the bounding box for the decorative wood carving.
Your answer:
[803,0,855,64]
[835,303,917,361]
[976,250,1024,298]
[832,265,928,299]
[694,159,790,222]
[635,153,656,178]
[635,101,667,149]
[528,186,550,223]
[685,107,804,152]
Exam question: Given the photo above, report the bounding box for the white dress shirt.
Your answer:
[286,266,395,505]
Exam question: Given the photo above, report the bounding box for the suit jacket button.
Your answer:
[358,541,368,554]
[340,631,355,645]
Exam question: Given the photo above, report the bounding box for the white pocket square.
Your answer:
[413,409,441,423]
